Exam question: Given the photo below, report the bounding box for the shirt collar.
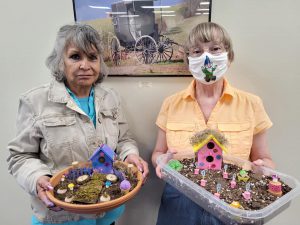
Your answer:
[182,78,235,100]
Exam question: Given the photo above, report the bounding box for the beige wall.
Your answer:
[1,0,299,224]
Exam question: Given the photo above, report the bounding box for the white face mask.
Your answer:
[188,52,228,85]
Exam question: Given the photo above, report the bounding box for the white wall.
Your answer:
[1,0,299,225]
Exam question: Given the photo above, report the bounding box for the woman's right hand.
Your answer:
[36,175,62,211]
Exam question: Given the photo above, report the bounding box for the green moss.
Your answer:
[73,180,103,204]
[91,173,106,181]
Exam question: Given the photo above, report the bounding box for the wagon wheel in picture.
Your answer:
[155,35,173,63]
[134,35,158,64]
[110,36,121,66]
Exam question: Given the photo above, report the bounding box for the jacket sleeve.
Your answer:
[7,95,51,196]
[110,90,139,161]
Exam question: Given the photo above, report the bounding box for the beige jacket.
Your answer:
[7,79,139,223]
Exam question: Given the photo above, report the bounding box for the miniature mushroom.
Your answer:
[120,179,131,194]
[56,188,67,195]
[68,183,75,191]
[64,195,74,203]
[100,193,111,202]
[106,174,118,183]
[76,174,90,184]
[71,161,79,169]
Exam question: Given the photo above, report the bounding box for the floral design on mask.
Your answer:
[201,56,217,82]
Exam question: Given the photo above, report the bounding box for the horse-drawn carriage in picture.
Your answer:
[109,0,178,65]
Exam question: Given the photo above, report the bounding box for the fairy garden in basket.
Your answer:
[167,129,292,210]
[53,144,139,204]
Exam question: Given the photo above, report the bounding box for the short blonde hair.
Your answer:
[186,22,234,62]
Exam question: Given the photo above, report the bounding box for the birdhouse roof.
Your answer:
[89,144,116,161]
[192,134,227,153]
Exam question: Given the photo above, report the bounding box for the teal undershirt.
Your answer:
[67,87,96,127]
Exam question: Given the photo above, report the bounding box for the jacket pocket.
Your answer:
[43,115,76,127]
[217,122,252,159]
[42,115,78,166]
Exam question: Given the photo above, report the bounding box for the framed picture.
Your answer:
[72,0,212,76]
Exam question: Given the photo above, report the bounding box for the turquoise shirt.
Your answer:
[67,87,96,126]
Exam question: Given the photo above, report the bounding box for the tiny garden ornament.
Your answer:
[242,183,251,200]
[89,144,117,174]
[214,183,222,198]
[68,183,75,191]
[230,173,237,189]
[237,169,250,182]
[167,159,183,171]
[105,181,112,188]
[200,170,207,187]
[223,164,229,179]
[100,193,111,202]
[230,201,243,209]
[120,179,131,194]
[268,174,283,197]
[72,161,79,169]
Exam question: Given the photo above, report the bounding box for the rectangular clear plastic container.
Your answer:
[157,153,300,225]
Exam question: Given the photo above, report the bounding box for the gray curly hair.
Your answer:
[46,23,108,83]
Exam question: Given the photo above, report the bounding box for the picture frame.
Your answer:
[72,0,212,77]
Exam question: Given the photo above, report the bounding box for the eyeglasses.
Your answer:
[188,45,225,58]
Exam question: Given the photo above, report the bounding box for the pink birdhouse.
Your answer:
[192,134,227,170]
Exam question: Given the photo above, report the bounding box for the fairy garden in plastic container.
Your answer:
[46,144,142,214]
[157,129,300,224]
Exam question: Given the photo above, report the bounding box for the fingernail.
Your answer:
[47,202,55,208]
[138,167,143,172]
[47,185,54,190]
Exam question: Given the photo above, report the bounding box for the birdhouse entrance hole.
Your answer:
[99,156,105,163]
[206,155,214,162]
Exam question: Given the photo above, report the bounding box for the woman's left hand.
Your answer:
[125,154,149,184]
[252,158,275,169]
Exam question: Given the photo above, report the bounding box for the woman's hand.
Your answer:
[36,176,62,211]
[250,131,275,169]
[252,158,275,169]
[155,165,163,179]
[125,154,149,184]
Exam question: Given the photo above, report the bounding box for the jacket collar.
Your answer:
[48,79,70,103]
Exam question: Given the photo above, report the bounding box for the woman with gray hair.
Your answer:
[7,23,148,225]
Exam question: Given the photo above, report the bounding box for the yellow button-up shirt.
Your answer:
[156,79,272,160]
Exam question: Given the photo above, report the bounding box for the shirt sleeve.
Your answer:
[253,96,273,135]
[156,97,171,131]
[7,95,51,196]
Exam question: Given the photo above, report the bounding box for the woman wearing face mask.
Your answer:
[151,22,274,225]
